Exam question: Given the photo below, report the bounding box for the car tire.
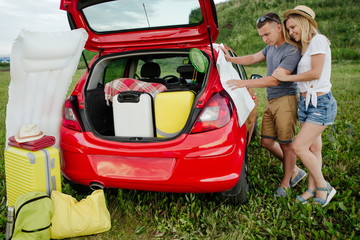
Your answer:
[221,153,249,205]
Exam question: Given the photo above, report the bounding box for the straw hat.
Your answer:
[15,124,45,143]
[283,5,318,29]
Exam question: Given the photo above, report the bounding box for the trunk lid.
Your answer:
[60,0,219,52]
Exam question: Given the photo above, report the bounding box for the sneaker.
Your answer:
[274,187,288,197]
[290,169,307,187]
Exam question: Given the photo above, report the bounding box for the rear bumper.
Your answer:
[60,119,247,193]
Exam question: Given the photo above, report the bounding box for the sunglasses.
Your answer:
[256,15,280,25]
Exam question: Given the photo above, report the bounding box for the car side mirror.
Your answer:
[250,74,262,79]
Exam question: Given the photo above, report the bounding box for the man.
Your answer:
[221,12,306,196]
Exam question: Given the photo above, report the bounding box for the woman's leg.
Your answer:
[293,122,328,200]
[297,132,322,200]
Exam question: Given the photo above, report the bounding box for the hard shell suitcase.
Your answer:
[4,146,62,206]
[154,91,195,138]
[113,91,155,137]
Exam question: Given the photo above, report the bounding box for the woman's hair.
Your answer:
[284,14,319,54]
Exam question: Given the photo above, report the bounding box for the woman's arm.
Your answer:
[272,54,325,82]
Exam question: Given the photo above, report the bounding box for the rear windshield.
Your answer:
[82,0,203,33]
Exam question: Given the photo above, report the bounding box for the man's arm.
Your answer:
[227,67,291,90]
[220,46,265,65]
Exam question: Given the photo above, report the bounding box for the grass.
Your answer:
[0,62,359,239]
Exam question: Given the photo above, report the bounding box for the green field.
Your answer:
[0,0,359,238]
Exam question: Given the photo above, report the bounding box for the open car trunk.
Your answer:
[83,50,207,140]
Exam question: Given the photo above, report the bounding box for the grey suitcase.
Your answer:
[113,91,155,137]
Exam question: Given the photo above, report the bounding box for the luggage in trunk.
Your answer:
[4,146,62,206]
[113,91,155,137]
[154,91,195,138]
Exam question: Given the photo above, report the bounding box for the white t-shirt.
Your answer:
[297,34,332,108]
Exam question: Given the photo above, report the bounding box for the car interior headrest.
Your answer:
[140,62,161,78]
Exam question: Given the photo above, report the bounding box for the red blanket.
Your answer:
[8,135,56,151]
[104,78,167,105]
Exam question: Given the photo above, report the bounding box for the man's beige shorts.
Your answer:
[261,95,298,143]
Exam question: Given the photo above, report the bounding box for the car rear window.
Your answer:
[82,0,203,33]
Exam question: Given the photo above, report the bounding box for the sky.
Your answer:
[0,0,229,56]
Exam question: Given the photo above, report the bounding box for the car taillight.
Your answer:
[191,93,232,134]
[62,98,82,132]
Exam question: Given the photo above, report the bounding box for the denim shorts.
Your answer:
[298,92,337,126]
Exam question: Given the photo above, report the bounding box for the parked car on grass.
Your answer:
[59,0,259,204]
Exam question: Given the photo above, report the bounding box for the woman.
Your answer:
[272,5,337,207]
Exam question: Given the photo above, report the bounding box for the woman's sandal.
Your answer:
[313,182,337,207]
[296,188,316,204]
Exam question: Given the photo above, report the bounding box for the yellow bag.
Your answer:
[50,190,111,239]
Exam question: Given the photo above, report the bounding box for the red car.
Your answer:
[60,0,258,204]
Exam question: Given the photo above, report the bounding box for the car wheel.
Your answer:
[221,153,249,205]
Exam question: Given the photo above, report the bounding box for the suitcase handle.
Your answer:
[117,91,141,103]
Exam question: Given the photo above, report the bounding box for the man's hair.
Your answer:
[256,12,281,29]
